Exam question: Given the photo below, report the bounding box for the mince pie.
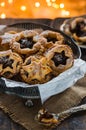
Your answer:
[60,17,86,45]
[40,30,64,45]
[20,56,52,84]
[45,44,74,76]
[0,32,19,50]
[0,50,23,78]
[10,30,47,55]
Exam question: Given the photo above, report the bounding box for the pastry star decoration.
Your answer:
[23,57,52,81]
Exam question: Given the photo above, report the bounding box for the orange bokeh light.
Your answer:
[0,2,5,7]
[0,13,6,19]
[20,5,27,11]
[35,2,40,7]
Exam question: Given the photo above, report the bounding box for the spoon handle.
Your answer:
[58,104,86,121]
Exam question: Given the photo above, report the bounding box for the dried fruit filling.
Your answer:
[52,51,68,66]
[18,37,36,49]
[71,21,86,37]
[0,56,14,69]
[46,37,58,43]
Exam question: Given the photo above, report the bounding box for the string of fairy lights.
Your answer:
[0,0,71,18]
[0,0,85,19]
[46,0,70,16]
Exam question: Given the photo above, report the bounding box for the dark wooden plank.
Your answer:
[0,109,26,130]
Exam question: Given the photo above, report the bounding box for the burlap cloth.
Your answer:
[0,75,85,130]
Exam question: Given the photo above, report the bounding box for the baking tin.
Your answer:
[0,22,81,100]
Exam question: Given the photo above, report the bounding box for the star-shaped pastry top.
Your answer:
[22,57,52,81]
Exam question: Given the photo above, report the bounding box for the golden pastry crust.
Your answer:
[20,56,52,84]
[60,17,86,44]
[73,33,86,43]
[0,33,17,44]
[0,50,23,78]
[70,17,86,30]
[40,30,64,45]
[0,32,19,50]
[7,31,17,34]
[45,44,74,76]
[10,30,47,55]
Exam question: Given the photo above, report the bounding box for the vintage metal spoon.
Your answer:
[35,104,86,128]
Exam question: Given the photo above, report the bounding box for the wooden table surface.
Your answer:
[0,18,86,130]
